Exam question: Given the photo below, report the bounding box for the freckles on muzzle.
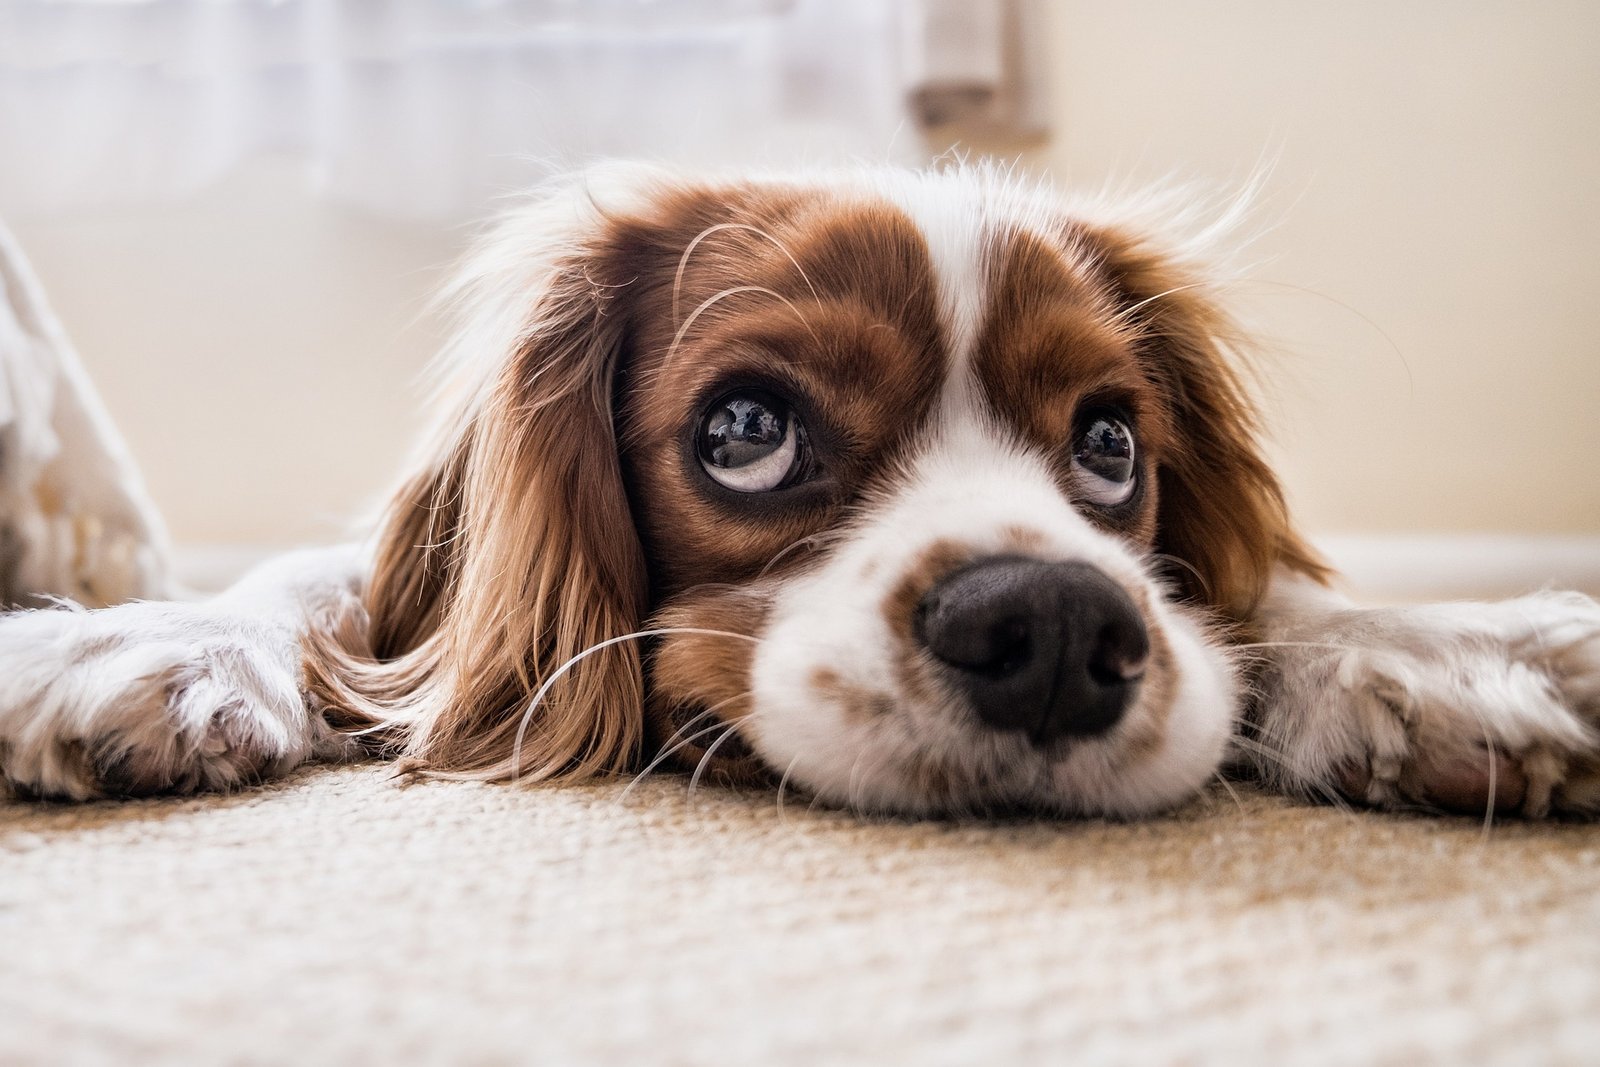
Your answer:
[911,555,1151,746]
[657,530,1207,815]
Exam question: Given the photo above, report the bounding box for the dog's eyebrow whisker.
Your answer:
[1240,278,1416,400]
[672,222,823,328]
[510,627,759,783]
[664,285,820,371]
[1106,281,1210,328]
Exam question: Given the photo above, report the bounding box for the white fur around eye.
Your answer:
[702,413,799,492]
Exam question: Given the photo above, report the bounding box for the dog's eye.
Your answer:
[697,390,810,493]
[1072,411,1136,506]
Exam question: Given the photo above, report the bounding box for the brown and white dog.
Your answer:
[3,163,1598,818]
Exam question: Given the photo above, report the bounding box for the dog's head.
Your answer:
[310,163,1324,817]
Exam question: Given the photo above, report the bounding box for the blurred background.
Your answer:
[2,0,1596,595]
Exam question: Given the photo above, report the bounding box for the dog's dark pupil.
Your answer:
[1075,417,1134,483]
[704,395,786,468]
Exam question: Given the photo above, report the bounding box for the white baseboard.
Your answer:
[1315,534,1600,602]
[172,543,288,593]
[172,535,1600,602]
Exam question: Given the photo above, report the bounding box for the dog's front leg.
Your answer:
[0,545,371,800]
[1240,569,1600,817]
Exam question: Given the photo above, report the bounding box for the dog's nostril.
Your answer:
[914,557,1148,745]
[1087,620,1149,686]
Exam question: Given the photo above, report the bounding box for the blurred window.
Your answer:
[0,0,1044,220]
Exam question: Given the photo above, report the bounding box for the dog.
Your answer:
[2,162,1598,818]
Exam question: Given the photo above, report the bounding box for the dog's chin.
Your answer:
[738,603,1237,819]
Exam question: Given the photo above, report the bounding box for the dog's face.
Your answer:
[317,165,1320,818]
[620,178,1244,817]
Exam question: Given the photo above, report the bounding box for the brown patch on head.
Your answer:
[602,183,973,784]
[304,173,962,789]
[1072,224,1330,618]
[970,227,1169,548]
[615,192,949,603]
[968,218,1328,619]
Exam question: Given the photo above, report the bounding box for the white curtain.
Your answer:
[0,0,1044,222]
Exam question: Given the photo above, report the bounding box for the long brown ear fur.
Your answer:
[306,179,651,781]
[1083,223,1329,622]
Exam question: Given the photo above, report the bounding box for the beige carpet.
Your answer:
[3,766,1597,1066]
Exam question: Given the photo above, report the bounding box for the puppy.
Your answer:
[3,163,1598,817]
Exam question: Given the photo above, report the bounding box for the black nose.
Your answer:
[913,557,1149,745]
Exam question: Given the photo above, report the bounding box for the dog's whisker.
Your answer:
[1211,770,1248,816]
[1229,641,1361,667]
[1232,640,1357,651]
[687,717,750,796]
[617,704,748,804]
[1228,713,1295,752]
[510,627,758,783]
[1145,552,1212,601]
[775,753,805,823]
[1451,697,1503,838]
[1229,733,1355,816]
[1226,732,1300,778]
[757,532,842,579]
[844,742,875,817]
[619,708,719,796]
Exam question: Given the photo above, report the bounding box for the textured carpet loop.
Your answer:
[3,765,1597,1066]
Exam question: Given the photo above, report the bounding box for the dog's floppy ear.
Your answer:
[308,177,654,781]
[1082,223,1329,621]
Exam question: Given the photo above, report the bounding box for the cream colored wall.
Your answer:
[10,2,1600,546]
[1024,1,1600,535]
[13,160,457,545]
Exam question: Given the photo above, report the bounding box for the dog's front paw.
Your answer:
[0,601,355,800]
[1249,591,1600,818]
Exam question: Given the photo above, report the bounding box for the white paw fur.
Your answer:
[0,546,367,800]
[1249,586,1600,818]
